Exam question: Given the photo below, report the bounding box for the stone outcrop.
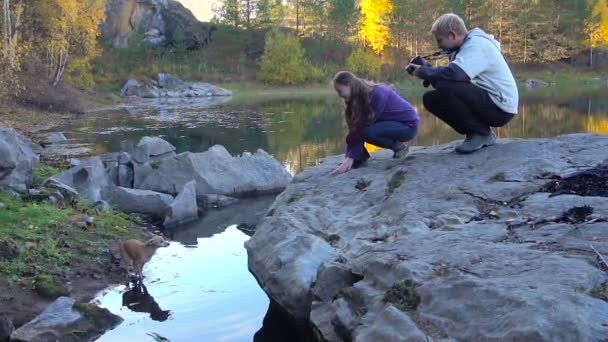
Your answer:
[246,134,608,341]
[101,0,215,49]
[0,127,39,191]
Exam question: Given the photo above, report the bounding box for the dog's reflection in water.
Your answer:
[122,283,171,322]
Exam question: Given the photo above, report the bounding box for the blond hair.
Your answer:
[431,13,468,36]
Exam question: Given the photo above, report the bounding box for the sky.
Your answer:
[176,0,218,21]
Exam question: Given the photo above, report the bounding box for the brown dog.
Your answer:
[119,236,169,284]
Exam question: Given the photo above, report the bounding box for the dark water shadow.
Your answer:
[122,284,171,322]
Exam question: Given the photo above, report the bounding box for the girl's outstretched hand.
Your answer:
[333,157,354,175]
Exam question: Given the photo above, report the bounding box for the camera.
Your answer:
[406,55,428,75]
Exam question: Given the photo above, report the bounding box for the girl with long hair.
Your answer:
[333,71,420,174]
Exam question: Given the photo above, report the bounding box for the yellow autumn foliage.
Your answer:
[585,0,608,48]
[358,0,393,54]
[586,116,608,134]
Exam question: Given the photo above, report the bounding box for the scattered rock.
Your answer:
[43,179,80,205]
[524,78,550,89]
[0,127,39,191]
[133,136,176,163]
[35,132,68,146]
[45,157,110,203]
[117,152,131,165]
[10,297,122,342]
[0,240,19,259]
[119,74,232,99]
[118,164,134,188]
[107,186,173,217]
[92,200,112,213]
[120,79,142,97]
[163,180,198,227]
[27,189,40,197]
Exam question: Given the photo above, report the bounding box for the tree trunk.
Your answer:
[3,0,11,48]
[295,0,299,36]
[8,2,19,62]
[498,1,503,42]
[52,47,68,86]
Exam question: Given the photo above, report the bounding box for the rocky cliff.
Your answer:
[101,0,214,49]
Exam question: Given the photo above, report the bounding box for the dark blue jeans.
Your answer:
[362,121,418,150]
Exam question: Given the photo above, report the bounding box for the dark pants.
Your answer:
[423,81,515,136]
[362,121,418,150]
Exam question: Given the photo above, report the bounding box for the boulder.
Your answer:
[133,136,176,163]
[120,79,141,97]
[107,186,173,217]
[45,157,110,203]
[119,74,232,99]
[163,180,198,227]
[138,145,292,198]
[0,127,39,191]
[246,134,608,341]
[35,132,68,146]
[10,297,122,342]
[524,78,550,89]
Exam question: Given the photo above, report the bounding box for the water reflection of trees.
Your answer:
[261,97,344,173]
[60,90,608,176]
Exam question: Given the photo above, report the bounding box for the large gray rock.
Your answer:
[245,134,608,341]
[35,132,68,146]
[118,164,134,188]
[163,180,198,227]
[133,136,176,163]
[46,157,110,203]
[138,145,292,198]
[10,297,122,342]
[107,186,173,217]
[0,127,39,191]
[120,79,142,97]
[119,74,232,99]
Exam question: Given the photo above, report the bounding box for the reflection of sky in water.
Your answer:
[95,226,268,342]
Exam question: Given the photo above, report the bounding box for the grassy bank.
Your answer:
[0,192,144,283]
[0,169,148,326]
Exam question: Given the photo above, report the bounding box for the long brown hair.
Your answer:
[333,71,375,130]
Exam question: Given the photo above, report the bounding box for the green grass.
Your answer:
[384,279,421,311]
[0,193,143,283]
[591,282,608,301]
[33,165,64,184]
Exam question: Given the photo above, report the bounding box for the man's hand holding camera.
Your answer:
[406,55,433,87]
[406,55,430,77]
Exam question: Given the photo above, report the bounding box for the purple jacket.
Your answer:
[345,85,419,161]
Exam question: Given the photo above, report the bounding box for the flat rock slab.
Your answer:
[246,134,608,341]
